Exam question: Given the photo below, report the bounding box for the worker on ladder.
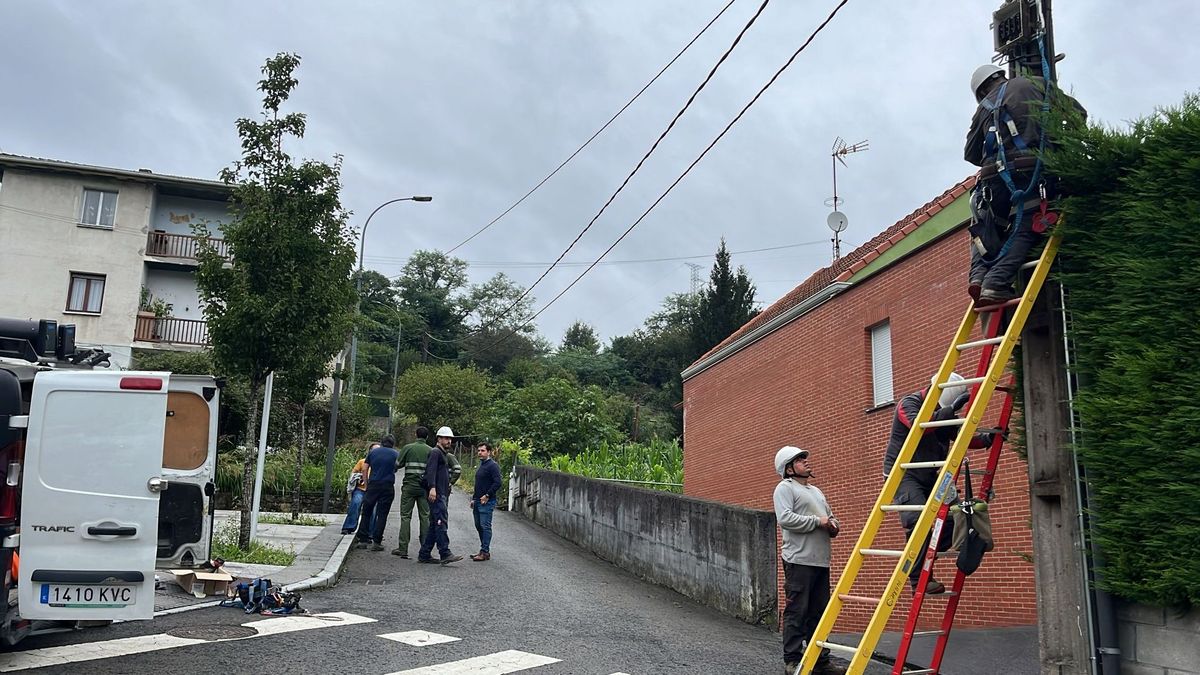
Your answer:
[882,373,994,594]
[773,446,846,675]
[964,63,1086,306]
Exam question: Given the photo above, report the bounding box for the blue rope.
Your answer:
[980,34,1054,265]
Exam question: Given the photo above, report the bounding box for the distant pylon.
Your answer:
[685,262,704,296]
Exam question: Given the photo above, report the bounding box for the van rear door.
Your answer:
[157,375,219,567]
[18,371,168,620]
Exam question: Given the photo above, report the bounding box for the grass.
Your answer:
[256,514,329,527]
[211,522,297,566]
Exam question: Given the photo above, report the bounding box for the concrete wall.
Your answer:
[512,467,778,626]
[152,194,229,237]
[0,169,153,368]
[145,268,204,320]
[1118,601,1200,675]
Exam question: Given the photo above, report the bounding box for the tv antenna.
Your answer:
[825,137,869,260]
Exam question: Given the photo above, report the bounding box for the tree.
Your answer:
[194,52,357,548]
[393,250,469,362]
[690,239,758,357]
[485,378,623,460]
[391,363,494,436]
[561,321,600,354]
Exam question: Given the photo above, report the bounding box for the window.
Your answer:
[66,273,106,313]
[870,321,893,406]
[80,188,118,228]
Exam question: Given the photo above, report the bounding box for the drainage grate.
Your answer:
[167,625,260,640]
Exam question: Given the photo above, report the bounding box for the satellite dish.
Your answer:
[827,210,848,233]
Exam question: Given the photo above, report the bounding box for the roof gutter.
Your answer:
[681,281,851,382]
[0,154,229,192]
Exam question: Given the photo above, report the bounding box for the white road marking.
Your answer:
[387,649,561,674]
[379,630,461,646]
[0,612,376,672]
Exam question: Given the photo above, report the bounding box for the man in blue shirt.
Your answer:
[354,435,400,551]
[470,440,503,561]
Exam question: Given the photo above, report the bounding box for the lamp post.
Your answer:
[323,195,429,514]
[347,195,431,396]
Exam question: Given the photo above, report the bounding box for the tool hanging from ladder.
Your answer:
[796,233,1061,674]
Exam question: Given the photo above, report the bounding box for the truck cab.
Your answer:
[0,317,219,645]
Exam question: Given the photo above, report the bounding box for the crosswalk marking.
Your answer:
[379,630,461,646]
[387,649,561,674]
[0,612,376,672]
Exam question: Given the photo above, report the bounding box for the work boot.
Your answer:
[470,552,491,561]
[417,557,438,564]
[783,662,799,675]
[370,543,384,552]
[967,282,982,300]
[440,554,464,565]
[977,286,1018,306]
[391,548,409,559]
[354,540,368,550]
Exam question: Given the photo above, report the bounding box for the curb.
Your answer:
[283,533,355,593]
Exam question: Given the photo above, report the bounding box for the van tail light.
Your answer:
[0,464,17,526]
[120,377,163,390]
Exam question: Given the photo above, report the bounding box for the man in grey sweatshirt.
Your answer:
[774,446,845,675]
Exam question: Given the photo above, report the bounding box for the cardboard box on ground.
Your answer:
[171,568,234,598]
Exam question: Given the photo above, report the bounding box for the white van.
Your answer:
[1,365,218,641]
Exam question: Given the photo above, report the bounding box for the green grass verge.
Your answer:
[256,514,329,527]
[211,522,297,566]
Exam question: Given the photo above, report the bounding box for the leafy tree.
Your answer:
[194,52,356,547]
[463,272,536,336]
[690,238,758,357]
[394,250,470,362]
[352,270,408,398]
[459,327,548,375]
[561,320,600,354]
[485,377,623,459]
[545,349,634,389]
[391,363,494,436]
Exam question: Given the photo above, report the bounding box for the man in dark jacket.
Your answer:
[417,426,463,565]
[964,64,1085,305]
[470,440,503,561]
[882,374,991,593]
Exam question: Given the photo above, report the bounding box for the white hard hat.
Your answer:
[971,64,1005,98]
[435,426,454,438]
[935,372,968,409]
[774,446,809,478]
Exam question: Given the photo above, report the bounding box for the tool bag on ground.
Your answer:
[220,577,304,614]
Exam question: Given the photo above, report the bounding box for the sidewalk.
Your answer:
[829,625,1039,674]
[152,510,355,615]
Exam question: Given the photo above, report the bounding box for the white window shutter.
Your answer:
[871,321,893,405]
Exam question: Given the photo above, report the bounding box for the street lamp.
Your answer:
[347,195,431,396]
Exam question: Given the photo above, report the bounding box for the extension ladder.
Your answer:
[797,233,1061,674]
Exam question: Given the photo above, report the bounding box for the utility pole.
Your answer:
[389,318,402,426]
[321,359,342,513]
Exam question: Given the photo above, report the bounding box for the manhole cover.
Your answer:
[167,625,259,640]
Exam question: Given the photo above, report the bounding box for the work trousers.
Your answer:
[897,482,955,583]
[782,561,831,665]
[397,482,431,552]
[418,495,452,560]
[355,482,395,545]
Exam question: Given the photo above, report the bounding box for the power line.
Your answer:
[471,0,853,357]
[478,0,774,333]
[444,0,740,255]
[370,239,827,272]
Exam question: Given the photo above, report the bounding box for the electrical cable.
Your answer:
[444,0,740,255]
[470,0,852,356]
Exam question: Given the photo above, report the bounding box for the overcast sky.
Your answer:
[2,1,1194,345]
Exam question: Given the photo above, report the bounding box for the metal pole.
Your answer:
[389,319,402,423]
[249,370,275,543]
[322,361,342,514]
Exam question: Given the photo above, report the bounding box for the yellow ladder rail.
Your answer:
[798,233,1061,674]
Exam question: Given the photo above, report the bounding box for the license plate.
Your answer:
[40,584,137,608]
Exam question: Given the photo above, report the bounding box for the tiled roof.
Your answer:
[693,175,977,365]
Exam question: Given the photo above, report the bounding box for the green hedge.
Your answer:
[547,439,683,492]
[1052,93,1200,607]
[217,446,361,497]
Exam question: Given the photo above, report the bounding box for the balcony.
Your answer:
[146,231,231,262]
[134,315,210,346]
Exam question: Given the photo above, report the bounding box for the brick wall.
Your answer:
[682,228,1037,633]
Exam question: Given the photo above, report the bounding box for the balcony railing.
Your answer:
[146,231,231,261]
[134,315,210,346]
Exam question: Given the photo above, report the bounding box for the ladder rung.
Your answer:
[973,297,1021,312]
[1020,259,1039,270]
[956,336,1004,350]
[996,384,1017,393]
[900,460,946,470]
[903,669,936,674]
[937,376,985,388]
[814,640,859,657]
[860,548,903,557]
[911,630,946,637]
[919,418,966,428]
[880,504,925,512]
[838,593,881,606]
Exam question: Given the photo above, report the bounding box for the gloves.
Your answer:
[952,392,971,412]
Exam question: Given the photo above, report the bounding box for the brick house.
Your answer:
[681,176,1037,631]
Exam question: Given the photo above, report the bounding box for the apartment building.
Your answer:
[0,153,231,369]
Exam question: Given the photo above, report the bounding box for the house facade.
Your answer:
[0,153,230,368]
[681,176,1038,632]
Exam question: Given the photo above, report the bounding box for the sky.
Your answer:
[1,1,1195,346]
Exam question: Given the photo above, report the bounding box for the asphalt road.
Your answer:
[2,495,784,674]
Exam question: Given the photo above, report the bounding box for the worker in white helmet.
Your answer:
[417,426,464,565]
[773,446,846,675]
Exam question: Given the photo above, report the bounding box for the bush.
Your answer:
[210,521,296,566]
[217,446,361,499]
[545,439,682,492]
[1052,93,1200,607]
